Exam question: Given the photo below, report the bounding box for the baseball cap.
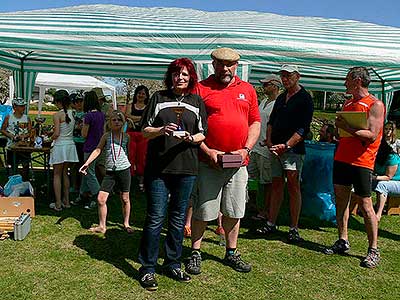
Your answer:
[12,97,27,106]
[259,74,282,87]
[279,64,300,74]
[92,87,106,100]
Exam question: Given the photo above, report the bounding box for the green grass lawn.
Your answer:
[0,171,399,300]
[1,110,399,300]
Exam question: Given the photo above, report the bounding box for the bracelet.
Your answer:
[244,146,251,155]
[189,135,194,142]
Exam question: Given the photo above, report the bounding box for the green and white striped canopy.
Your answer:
[1,4,400,103]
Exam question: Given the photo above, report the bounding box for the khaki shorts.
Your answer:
[192,162,248,221]
[271,151,304,178]
[247,152,272,184]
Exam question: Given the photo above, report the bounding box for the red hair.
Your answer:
[164,57,198,93]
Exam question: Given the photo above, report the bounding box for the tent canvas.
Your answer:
[1,5,400,108]
[8,73,116,113]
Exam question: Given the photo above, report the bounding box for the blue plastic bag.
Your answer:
[0,105,12,128]
[301,141,337,223]
[4,174,23,196]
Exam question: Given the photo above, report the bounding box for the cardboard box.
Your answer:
[217,153,242,168]
[0,197,35,218]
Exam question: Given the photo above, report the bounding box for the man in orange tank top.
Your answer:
[323,67,385,269]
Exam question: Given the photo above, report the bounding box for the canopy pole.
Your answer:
[370,68,386,104]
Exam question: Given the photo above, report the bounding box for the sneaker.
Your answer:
[287,228,303,244]
[184,225,191,238]
[139,272,158,291]
[215,226,225,236]
[223,250,252,273]
[323,239,350,255]
[70,196,81,206]
[255,222,277,235]
[163,268,191,282]
[185,250,202,275]
[360,248,380,268]
[138,183,145,192]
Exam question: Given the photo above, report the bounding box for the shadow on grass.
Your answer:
[73,228,141,280]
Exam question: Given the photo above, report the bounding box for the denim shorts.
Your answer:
[192,162,248,221]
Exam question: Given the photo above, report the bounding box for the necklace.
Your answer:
[110,131,122,171]
[175,95,185,105]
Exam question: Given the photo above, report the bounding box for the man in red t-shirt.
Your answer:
[185,48,261,275]
[323,67,385,269]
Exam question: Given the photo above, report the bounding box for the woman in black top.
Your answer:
[138,58,208,291]
[126,85,149,191]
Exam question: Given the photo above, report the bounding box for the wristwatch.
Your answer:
[244,146,252,155]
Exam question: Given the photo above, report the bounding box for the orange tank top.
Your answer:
[334,94,383,170]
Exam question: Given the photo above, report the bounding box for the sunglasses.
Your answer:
[111,118,123,122]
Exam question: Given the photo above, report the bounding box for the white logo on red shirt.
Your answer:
[237,93,247,101]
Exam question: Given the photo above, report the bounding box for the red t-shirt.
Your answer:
[334,94,383,170]
[195,75,260,164]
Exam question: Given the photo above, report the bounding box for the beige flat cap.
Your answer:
[211,47,240,62]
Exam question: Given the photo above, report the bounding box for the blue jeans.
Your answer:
[138,174,196,274]
[80,152,100,196]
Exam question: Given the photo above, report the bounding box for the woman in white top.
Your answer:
[49,90,79,211]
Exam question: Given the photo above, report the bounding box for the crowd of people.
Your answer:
[2,46,396,291]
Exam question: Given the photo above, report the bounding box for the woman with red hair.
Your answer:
[137,58,208,290]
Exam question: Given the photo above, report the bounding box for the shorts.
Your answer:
[247,152,272,184]
[333,160,372,197]
[100,167,131,193]
[271,151,304,178]
[192,162,248,221]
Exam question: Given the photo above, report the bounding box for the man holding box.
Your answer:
[185,47,261,274]
[324,67,385,269]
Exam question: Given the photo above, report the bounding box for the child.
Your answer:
[70,92,85,194]
[49,90,79,211]
[0,97,32,181]
[79,110,133,234]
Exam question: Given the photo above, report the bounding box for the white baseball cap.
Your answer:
[279,64,300,74]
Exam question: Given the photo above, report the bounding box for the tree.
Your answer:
[116,78,163,104]
[0,68,11,103]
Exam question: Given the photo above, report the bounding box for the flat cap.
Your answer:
[211,47,240,62]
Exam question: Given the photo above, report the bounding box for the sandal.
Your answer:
[61,203,71,209]
[89,226,106,234]
[124,226,134,234]
[49,203,62,212]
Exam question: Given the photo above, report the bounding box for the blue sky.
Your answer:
[0,0,399,28]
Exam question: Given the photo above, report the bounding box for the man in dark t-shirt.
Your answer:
[258,64,313,243]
